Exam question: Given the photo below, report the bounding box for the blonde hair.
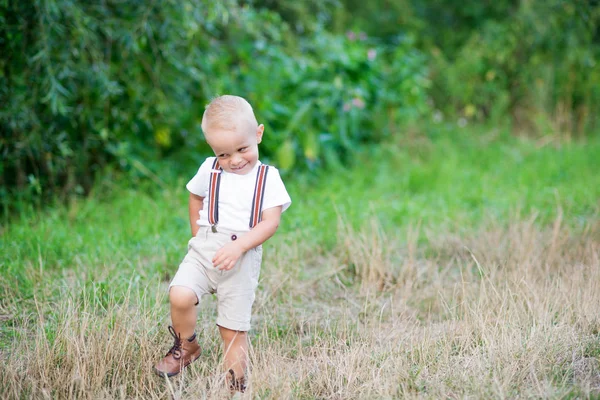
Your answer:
[201,95,258,135]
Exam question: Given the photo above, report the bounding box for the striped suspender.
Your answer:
[207,159,270,231]
[250,165,269,228]
[208,158,222,232]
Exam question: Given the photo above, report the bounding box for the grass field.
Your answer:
[1,126,599,398]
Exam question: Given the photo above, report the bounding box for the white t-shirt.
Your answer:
[186,157,292,232]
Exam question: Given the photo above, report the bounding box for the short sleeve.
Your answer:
[262,167,291,213]
[186,157,216,197]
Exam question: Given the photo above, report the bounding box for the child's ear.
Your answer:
[256,124,264,144]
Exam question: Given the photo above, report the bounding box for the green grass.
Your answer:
[286,125,599,245]
[1,126,599,398]
[2,126,598,301]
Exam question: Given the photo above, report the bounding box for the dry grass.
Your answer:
[1,216,599,399]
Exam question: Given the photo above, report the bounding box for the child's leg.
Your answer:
[169,286,198,338]
[154,286,201,376]
[218,326,248,380]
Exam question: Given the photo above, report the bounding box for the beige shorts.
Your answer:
[169,225,262,332]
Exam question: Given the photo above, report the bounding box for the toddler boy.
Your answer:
[154,95,291,392]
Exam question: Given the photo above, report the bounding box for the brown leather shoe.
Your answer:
[154,326,201,377]
[228,369,247,393]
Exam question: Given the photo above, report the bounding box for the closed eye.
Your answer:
[238,147,247,152]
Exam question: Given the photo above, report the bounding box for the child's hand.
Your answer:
[213,241,245,270]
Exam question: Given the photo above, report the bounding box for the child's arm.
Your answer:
[212,205,282,270]
[189,193,204,237]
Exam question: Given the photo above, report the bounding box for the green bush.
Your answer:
[430,1,600,135]
[216,20,430,170]
[7,0,595,209]
[1,1,238,205]
[0,1,429,207]
[324,0,600,136]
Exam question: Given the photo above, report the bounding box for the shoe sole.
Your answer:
[154,352,202,378]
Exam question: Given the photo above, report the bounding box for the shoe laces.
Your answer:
[167,325,182,360]
[228,369,247,393]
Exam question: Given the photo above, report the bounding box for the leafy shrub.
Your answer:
[0,1,429,207]
[418,1,600,135]
[215,19,430,170]
[1,1,238,206]
[323,0,600,136]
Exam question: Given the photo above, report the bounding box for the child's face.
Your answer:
[205,124,264,175]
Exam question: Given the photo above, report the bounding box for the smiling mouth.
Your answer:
[232,163,248,171]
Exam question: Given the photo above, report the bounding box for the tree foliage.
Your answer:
[327,0,600,134]
[1,0,429,207]
[1,1,238,201]
[1,0,598,208]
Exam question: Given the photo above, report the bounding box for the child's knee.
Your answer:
[169,286,198,308]
[218,325,247,343]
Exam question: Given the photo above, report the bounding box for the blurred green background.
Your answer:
[1,0,599,210]
[2,4,600,398]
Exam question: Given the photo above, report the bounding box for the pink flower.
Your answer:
[367,48,377,61]
[351,98,365,109]
[346,31,356,41]
[343,103,352,112]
